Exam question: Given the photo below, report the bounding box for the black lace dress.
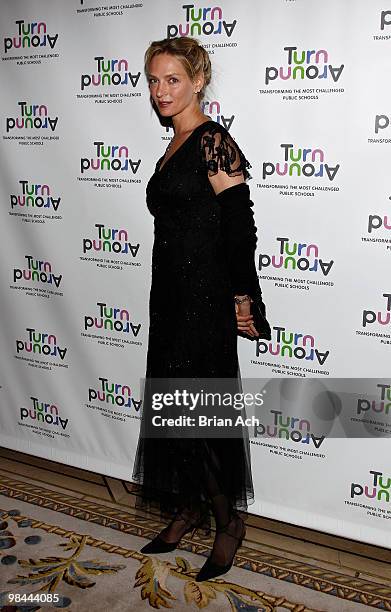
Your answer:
[132,120,268,519]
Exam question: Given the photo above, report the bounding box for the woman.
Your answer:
[132,36,271,582]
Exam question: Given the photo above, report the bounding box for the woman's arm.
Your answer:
[201,126,271,340]
[208,173,258,338]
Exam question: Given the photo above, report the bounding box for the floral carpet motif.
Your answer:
[0,474,390,611]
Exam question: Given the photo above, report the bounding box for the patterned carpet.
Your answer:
[0,473,390,611]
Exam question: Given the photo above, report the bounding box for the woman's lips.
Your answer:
[158,101,172,108]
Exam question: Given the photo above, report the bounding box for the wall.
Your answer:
[1,0,390,547]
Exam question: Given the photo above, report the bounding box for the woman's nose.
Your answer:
[156,81,167,98]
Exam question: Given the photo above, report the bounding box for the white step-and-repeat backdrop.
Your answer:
[1,0,390,548]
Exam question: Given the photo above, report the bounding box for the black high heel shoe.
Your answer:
[140,507,210,554]
[195,513,245,581]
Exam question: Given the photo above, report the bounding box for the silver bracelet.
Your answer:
[234,295,252,305]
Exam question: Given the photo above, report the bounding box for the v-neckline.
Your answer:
[157,119,213,173]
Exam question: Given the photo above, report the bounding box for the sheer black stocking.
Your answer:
[141,439,245,557]
[202,443,245,566]
[156,506,205,544]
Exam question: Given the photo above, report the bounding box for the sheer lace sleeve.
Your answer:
[200,124,252,180]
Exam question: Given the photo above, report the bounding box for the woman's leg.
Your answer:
[140,439,210,553]
[197,440,246,577]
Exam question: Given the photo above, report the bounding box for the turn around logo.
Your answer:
[254,326,330,367]
[3,19,59,54]
[357,293,391,346]
[10,180,61,212]
[82,224,140,258]
[260,46,344,101]
[81,224,141,271]
[355,383,391,435]
[346,469,391,521]
[6,102,58,133]
[13,256,62,287]
[79,57,141,99]
[20,396,69,430]
[265,46,344,85]
[80,141,141,174]
[351,470,391,504]
[362,293,391,327]
[253,408,325,449]
[83,302,142,346]
[262,144,340,182]
[258,237,334,279]
[12,255,63,298]
[88,376,142,411]
[362,204,391,251]
[201,99,234,130]
[16,328,67,360]
[359,293,391,346]
[358,383,391,417]
[167,4,237,43]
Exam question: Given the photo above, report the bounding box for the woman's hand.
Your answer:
[234,295,260,338]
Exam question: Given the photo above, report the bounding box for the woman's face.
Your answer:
[147,52,201,118]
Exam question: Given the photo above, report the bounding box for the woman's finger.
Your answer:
[237,322,255,335]
[237,321,253,329]
[236,319,259,337]
[249,323,259,337]
[236,314,253,322]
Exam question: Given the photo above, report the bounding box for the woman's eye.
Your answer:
[148,78,157,85]
[169,78,178,84]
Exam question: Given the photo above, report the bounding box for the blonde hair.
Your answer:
[144,37,211,101]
